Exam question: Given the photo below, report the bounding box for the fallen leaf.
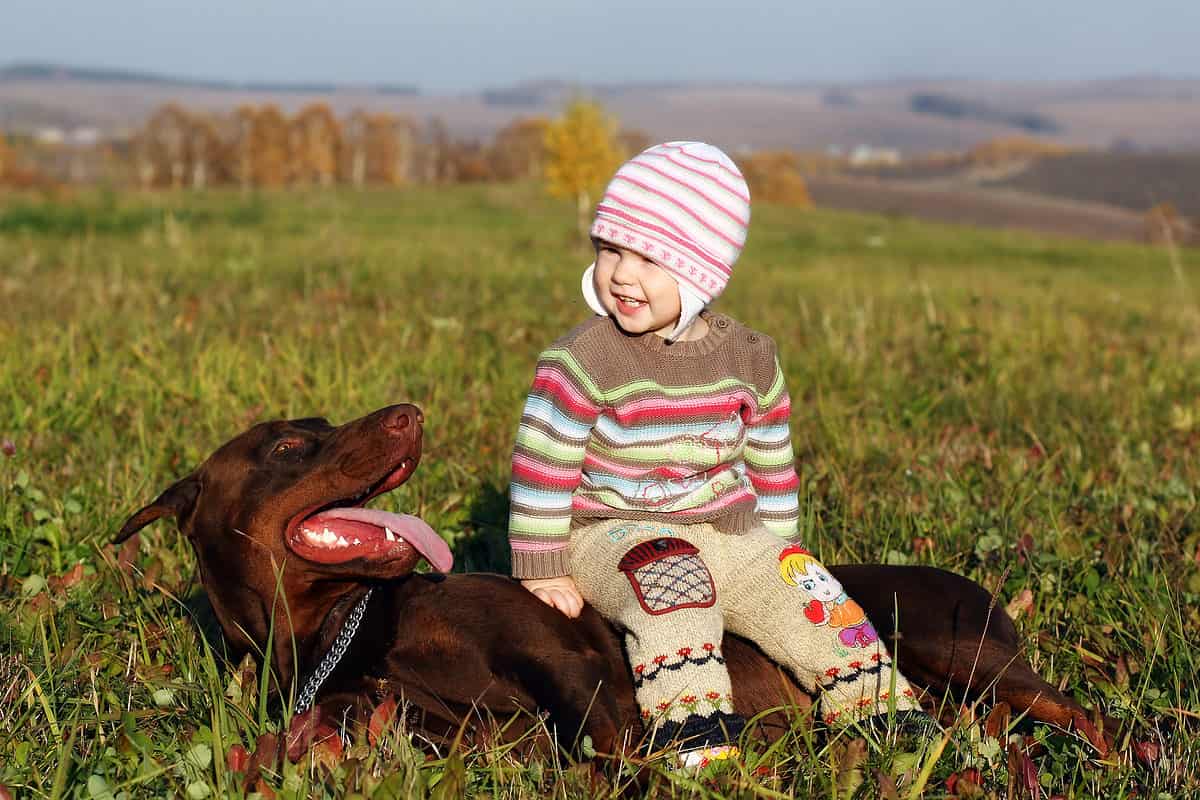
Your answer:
[369,695,398,746]
[1005,588,1034,619]
[1114,655,1129,689]
[946,767,983,797]
[1133,739,1159,766]
[911,537,934,556]
[312,727,344,765]
[226,743,250,773]
[118,534,140,578]
[56,563,86,591]
[141,559,162,591]
[1016,533,1035,562]
[286,707,323,762]
[1018,749,1042,799]
[246,732,280,785]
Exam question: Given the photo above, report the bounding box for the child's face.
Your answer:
[592,240,682,338]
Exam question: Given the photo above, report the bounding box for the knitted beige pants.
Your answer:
[569,519,920,746]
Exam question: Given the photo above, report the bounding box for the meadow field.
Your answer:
[1,184,1198,798]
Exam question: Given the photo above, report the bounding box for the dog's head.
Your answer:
[114,405,452,667]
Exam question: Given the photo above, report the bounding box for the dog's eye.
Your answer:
[271,439,304,458]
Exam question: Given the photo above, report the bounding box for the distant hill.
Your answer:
[0,62,418,96]
[1,62,1199,154]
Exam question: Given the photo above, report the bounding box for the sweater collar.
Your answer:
[616,310,734,358]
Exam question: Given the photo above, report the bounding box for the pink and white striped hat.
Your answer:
[588,141,750,306]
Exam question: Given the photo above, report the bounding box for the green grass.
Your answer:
[1,184,1198,797]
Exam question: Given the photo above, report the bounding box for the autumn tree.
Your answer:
[740,151,813,208]
[187,115,224,189]
[445,140,492,182]
[370,114,416,184]
[135,104,193,188]
[544,99,623,234]
[340,111,371,187]
[340,112,415,186]
[414,117,455,184]
[290,103,342,187]
[489,117,549,181]
[247,105,291,187]
[0,133,10,183]
[228,105,259,192]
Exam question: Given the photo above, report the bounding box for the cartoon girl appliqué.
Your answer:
[778,545,879,648]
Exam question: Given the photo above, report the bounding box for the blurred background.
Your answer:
[2,0,1199,243]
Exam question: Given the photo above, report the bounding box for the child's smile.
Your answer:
[613,293,647,315]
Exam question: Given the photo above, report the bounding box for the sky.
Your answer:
[4,0,1199,92]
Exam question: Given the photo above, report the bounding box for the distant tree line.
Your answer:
[910,93,1060,134]
[127,102,552,190]
[4,99,1094,221]
[0,100,820,214]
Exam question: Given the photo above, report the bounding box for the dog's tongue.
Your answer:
[309,507,453,572]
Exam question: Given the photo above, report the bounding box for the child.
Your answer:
[508,142,921,763]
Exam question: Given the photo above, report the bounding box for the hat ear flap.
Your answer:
[113,475,201,544]
[580,262,607,316]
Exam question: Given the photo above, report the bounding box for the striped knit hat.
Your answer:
[584,141,751,339]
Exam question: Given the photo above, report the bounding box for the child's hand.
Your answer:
[521,576,584,618]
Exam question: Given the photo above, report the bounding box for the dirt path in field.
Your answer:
[807,176,1180,244]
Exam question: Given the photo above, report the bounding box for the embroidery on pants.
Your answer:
[778,545,879,649]
[632,643,723,689]
[605,522,678,544]
[618,537,716,616]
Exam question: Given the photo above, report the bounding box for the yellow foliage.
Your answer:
[740,151,814,208]
[968,136,1073,167]
[544,100,623,232]
[248,105,291,187]
[290,103,342,187]
[0,133,9,182]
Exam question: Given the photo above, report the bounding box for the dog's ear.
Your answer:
[113,475,201,544]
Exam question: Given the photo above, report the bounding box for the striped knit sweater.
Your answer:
[509,311,801,579]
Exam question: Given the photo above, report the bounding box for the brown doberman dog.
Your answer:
[114,404,1112,758]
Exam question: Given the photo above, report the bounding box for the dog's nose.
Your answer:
[382,405,422,436]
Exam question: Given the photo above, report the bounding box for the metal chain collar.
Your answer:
[294,588,373,715]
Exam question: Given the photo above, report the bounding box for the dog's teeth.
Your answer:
[385,527,396,542]
[337,536,348,546]
[321,529,337,545]
[352,538,361,545]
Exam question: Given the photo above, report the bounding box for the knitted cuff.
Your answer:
[644,710,746,754]
[510,547,571,580]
